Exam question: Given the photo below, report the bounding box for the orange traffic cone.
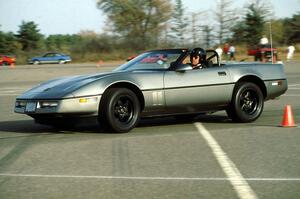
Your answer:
[281,105,297,127]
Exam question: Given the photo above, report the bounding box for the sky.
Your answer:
[0,0,299,35]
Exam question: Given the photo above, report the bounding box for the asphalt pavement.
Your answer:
[0,62,299,199]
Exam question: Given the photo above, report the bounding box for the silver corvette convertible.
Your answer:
[15,49,287,133]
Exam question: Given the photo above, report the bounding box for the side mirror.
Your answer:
[175,64,192,72]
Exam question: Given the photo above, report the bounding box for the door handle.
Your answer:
[218,71,227,76]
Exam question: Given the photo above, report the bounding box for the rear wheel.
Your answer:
[99,88,141,133]
[227,82,264,122]
[58,60,65,64]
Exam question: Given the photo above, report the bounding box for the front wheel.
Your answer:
[33,60,40,65]
[227,82,264,122]
[99,88,141,133]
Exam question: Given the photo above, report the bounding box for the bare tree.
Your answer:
[191,13,198,46]
[170,0,188,47]
[214,0,238,45]
[201,25,213,48]
[190,11,208,47]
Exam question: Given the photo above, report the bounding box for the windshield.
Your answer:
[114,50,183,71]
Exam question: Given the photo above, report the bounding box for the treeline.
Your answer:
[0,0,299,64]
[96,0,300,48]
[0,23,129,64]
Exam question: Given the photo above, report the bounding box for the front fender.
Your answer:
[70,73,143,97]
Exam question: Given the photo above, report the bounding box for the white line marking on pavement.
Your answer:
[289,84,300,87]
[0,94,19,96]
[194,122,258,199]
[0,88,23,96]
[0,173,300,182]
[0,90,19,93]
[288,88,300,90]
[0,88,25,90]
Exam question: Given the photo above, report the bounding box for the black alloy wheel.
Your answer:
[239,89,258,115]
[227,82,264,122]
[99,88,141,133]
[113,95,134,124]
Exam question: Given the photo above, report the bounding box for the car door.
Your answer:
[163,67,234,113]
[40,53,54,64]
[54,53,63,63]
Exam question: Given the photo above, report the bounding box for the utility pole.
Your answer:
[269,21,273,64]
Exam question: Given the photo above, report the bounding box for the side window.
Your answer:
[140,54,167,64]
[139,53,169,68]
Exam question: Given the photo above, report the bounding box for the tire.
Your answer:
[58,60,65,64]
[227,82,264,122]
[33,60,40,65]
[99,88,141,133]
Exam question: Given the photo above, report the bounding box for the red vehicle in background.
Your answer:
[248,45,278,63]
[127,53,168,63]
[0,54,16,66]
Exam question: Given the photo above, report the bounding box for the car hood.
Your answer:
[17,72,116,99]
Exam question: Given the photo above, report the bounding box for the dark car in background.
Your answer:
[28,52,72,65]
[0,54,16,66]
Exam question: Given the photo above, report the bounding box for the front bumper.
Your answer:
[15,95,102,116]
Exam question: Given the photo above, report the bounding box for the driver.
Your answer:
[189,48,207,69]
